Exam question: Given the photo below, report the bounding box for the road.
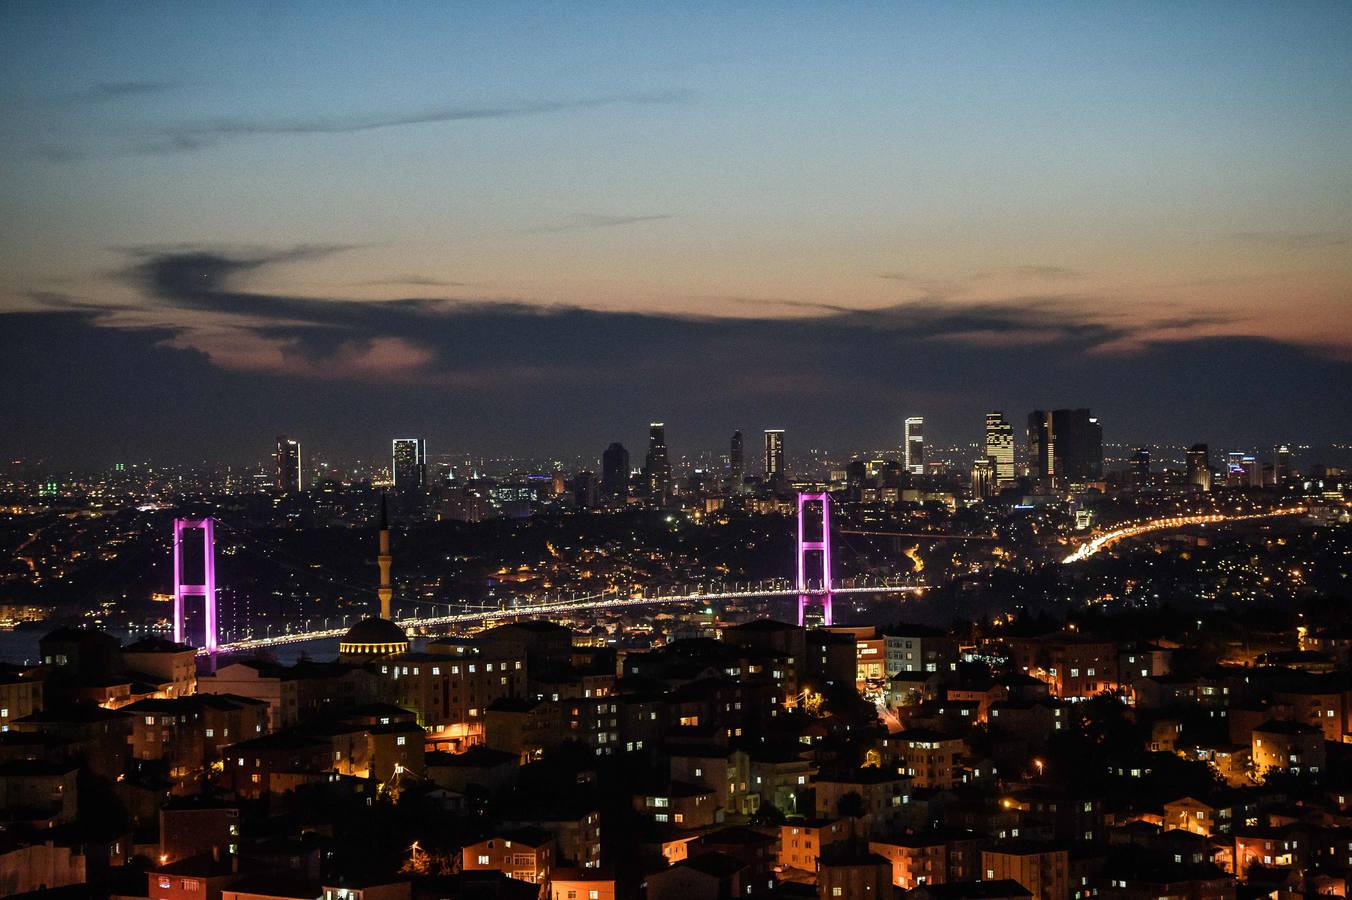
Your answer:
[1060,506,1308,564]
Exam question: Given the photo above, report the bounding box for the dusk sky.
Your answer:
[3,2,1351,465]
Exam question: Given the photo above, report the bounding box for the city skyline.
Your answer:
[3,3,1352,465]
[3,8,1351,899]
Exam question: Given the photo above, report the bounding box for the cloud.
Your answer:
[189,91,690,137]
[30,90,694,161]
[1229,231,1350,250]
[712,296,873,316]
[119,90,693,157]
[6,300,1351,468]
[519,213,677,234]
[85,81,179,100]
[10,235,1352,471]
[1,243,1338,467]
[357,275,468,288]
[102,245,1225,388]
[1007,265,1084,280]
[878,265,1087,294]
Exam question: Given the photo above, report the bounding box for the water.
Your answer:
[0,629,46,666]
[0,630,443,668]
[0,630,343,667]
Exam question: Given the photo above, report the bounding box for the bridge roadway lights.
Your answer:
[173,517,218,653]
[796,491,834,627]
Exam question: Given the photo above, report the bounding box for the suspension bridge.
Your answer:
[172,491,924,655]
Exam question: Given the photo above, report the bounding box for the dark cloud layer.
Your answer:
[4,246,1349,467]
[37,90,693,160]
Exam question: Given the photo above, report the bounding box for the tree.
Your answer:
[836,791,867,820]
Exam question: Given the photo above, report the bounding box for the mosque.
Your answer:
[338,494,409,661]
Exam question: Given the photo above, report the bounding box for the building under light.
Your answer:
[764,429,785,483]
[1027,409,1102,486]
[391,438,427,491]
[904,417,924,475]
[971,459,995,498]
[644,423,671,505]
[1186,444,1212,492]
[985,412,1015,486]
[274,436,302,493]
[729,430,745,492]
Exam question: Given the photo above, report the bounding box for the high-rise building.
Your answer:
[1027,411,1055,483]
[1055,409,1102,482]
[573,471,597,509]
[1028,409,1103,485]
[984,412,1015,486]
[601,443,629,503]
[644,423,671,504]
[1130,447,1151,488]
[1241,455,1262,487]
[1186,444,1212,492]
[764,429,785,483]
[391,438,427,491]
[274,436,302,493]
[971,459,995,498]
[729,430,745,492]
[904,417,925,475]
[1274,445,1292,483]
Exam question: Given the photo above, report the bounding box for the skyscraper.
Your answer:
[1242,455,1262,487]
[274,436,302,493]
[1055,409,1103,482]
[1027,411,1055,483]
[391,438,427,491]
[729,430,745,492]
[971,458,995,498]
[644,423,671,504]
[764,429,785,483]
[1274,444,1292,483]
[573,471,597,509]
[1186,444,1212,491]
[1130,447,1151,488]
[1028,409,1103,485]
[601,442,629,504]
[984,412,1015,486]
[904,417,925,475]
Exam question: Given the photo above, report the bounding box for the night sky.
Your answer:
[3,2,1350,465]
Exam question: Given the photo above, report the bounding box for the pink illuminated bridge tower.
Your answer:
[796,491,834,627]
[172,517,218,652]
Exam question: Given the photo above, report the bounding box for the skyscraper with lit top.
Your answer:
[644,423,671,505]
[764,429,785,484]
[274,436,302,493]
[904,417,925,475]
[985,412,1015,486]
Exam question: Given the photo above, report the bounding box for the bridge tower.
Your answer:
[796,491,834,626]
[172,517,218,652]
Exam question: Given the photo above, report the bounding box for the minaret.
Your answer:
[377,493,393,619]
